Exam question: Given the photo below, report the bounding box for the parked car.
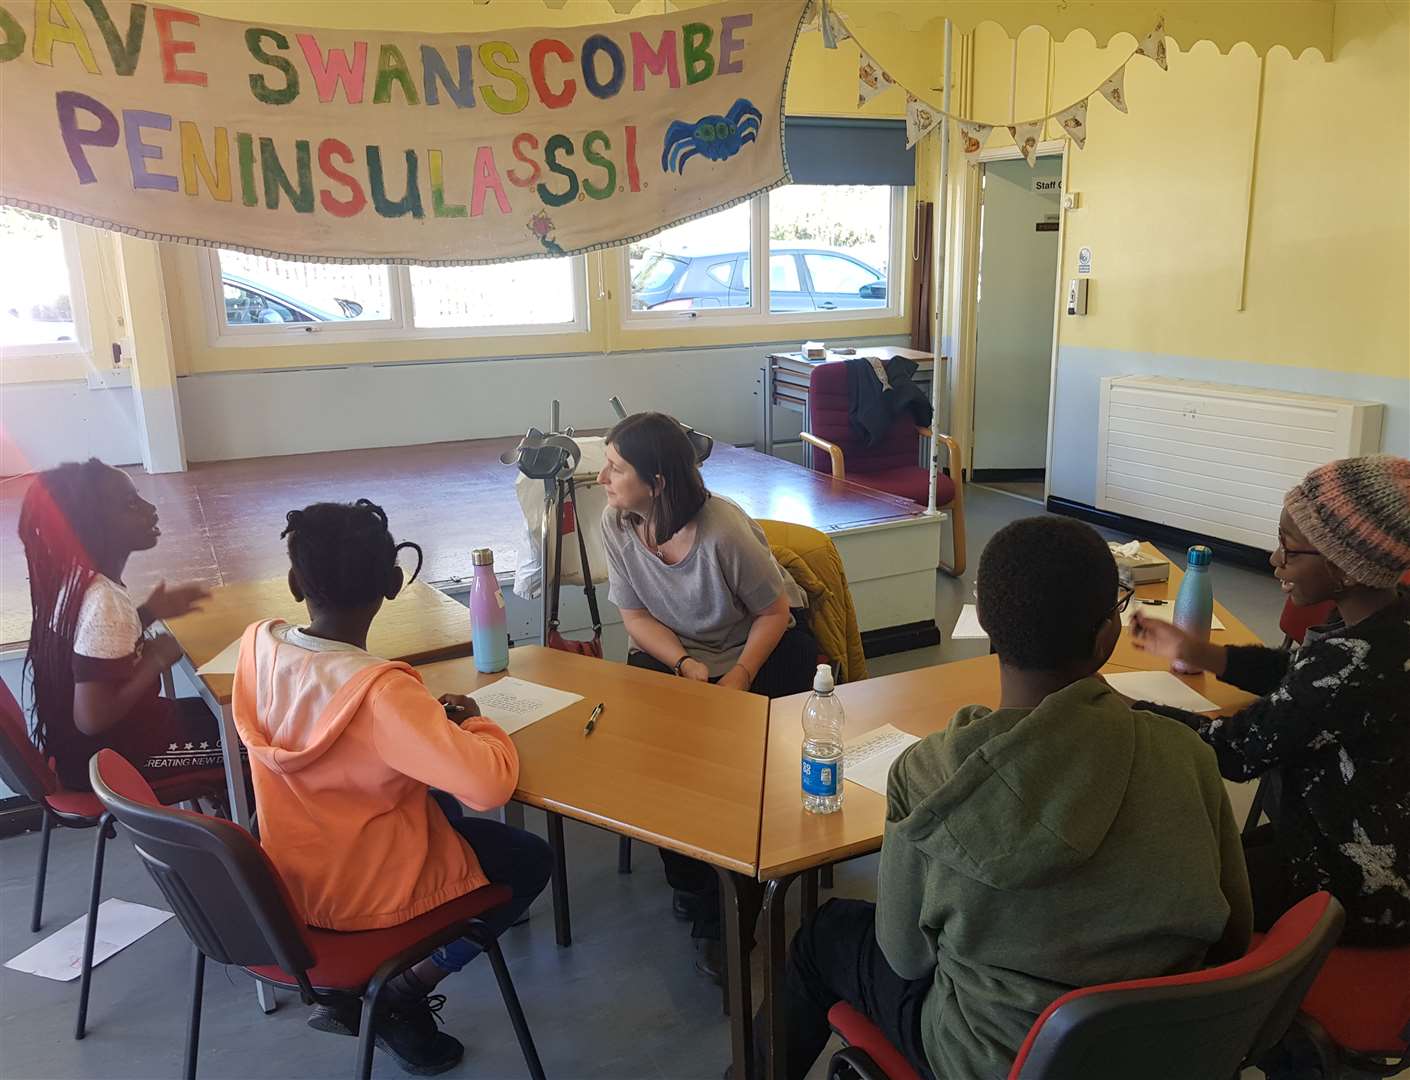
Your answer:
[221,272,364,325]
[631,247,887,312]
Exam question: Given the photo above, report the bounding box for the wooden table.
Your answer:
[755,574,1264,1080]
[417,646,771,1080]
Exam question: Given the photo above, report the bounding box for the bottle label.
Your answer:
[802,756,839,797]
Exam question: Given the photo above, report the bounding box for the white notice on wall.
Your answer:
[1033,177,1062,195]
[1077,246,1093,274]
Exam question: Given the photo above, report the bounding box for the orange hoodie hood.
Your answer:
[235,620,412,775]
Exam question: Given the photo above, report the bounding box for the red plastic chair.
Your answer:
[800,360,966,576]
[1278,597,1336,648]
[1256,934,1410,1076]
[827,893,1344,1080]
[89,749,546,1080]
[0,680,225,1038]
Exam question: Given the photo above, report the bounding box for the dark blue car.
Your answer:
[631,247,887,312]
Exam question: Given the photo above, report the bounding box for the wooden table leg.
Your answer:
[801,869,819,918]
[762,874,799,1080]
[545,811,572,947]
[718,868,756,1080]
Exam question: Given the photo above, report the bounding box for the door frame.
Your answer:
[951,138,1068,495]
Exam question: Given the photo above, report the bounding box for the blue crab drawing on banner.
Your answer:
[661,99,764,175]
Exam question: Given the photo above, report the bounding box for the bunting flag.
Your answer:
[1007,121,1045,166]
[1098,67,1130,113]
[857,50,898,107]
[1055,99,1090,149]
[905,96,942,149]
[957,120,993,164]
[1136,17,1169,70]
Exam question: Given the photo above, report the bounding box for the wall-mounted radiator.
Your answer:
[1096,376,1385,549]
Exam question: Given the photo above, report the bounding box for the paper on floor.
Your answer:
[1104,671,1220,713]
[950,605,988,640]
[844,724,922,795]
[470,677,583,735]
[1122,603,1225,631]
[5,899,173,982]
[196,637,242,676]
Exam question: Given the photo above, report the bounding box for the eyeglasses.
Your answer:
[1275,532,1320,562]
[1110,583,1135,618]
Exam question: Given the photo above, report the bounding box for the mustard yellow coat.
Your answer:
[759,519,867,684]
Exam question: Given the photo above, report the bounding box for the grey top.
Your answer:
[601,495,806,677]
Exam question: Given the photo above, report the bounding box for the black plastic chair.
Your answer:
[89,749,546,1080]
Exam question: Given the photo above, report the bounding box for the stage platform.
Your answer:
[0,439,944,654]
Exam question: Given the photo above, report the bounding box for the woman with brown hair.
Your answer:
[597,411,821,974]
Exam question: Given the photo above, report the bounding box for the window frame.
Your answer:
[200,251,590,348]
[0,216,96,380]
[620,185,907,329]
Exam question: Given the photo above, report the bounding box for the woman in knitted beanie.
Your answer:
[1131,455,1410,947]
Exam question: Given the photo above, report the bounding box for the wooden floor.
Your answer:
[0,439,922,648]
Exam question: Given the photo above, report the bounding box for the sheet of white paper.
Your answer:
[196,637,242,676]
[1104,671,1220,713]
[950,604,988,640]
[844,723,922,795]
[471,677,583,735]
[1122,604,1225,631]
[5,899,173,982]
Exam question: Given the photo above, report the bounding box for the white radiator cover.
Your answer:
[1095,376,1385,549]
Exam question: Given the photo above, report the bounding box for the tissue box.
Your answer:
[1109,542,1170,585]
[802,341,826,360]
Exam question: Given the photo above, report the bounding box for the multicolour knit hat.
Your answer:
[1283,455,1410,588]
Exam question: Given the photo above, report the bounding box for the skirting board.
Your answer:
[1047,496,1276,573]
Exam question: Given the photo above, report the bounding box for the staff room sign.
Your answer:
[0,0,807,265]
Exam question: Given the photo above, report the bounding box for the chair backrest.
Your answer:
[0,678,59,803]
[1009,892,1345,1080]
[89,750,316,981]
[1279,597,1336,646]
[808,361,921,474]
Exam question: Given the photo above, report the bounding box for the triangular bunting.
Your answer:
[857,50,897,107]
[1098,66,1129,113]
[823,10,852,48]
[957,120,993,164]
[1136,17,1169,70]
[1008,120,1044,167]
[801,0,819,29]
[905,95,941,149]
[1055,98,1090,149]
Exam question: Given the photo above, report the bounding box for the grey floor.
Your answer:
[0,486,1297,1080]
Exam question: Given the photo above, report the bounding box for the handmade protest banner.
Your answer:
[0,0,808,264]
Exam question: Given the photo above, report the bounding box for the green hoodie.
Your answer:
[876,677,1252,1079]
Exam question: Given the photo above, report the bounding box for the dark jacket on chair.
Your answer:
[846,356,932,447]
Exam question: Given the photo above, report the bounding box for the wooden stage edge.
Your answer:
[0,437,942,652]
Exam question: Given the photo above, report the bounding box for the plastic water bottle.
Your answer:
[469,548,510,674]
[802,664,844,814]
[1172,545,1214,674]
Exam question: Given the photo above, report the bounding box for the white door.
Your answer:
[972,156,1061,475]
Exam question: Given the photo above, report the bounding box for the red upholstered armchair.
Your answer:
[800,360,966,576]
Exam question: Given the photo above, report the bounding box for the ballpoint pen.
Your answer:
[583,702,604,735]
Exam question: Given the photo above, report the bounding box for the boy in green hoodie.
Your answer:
[761,517,1252,1080]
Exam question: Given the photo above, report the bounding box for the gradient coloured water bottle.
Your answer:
[1172,545,1214,674]
[469,548,510,673]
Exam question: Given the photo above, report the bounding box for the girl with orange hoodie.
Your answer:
[232,499,551,1076]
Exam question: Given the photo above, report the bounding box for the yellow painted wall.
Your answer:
[967,5,1408,379]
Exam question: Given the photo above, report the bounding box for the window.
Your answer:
[206,249,585,342]
[623,184,903,324]
[628,202,752,312]
[0,207,86,355]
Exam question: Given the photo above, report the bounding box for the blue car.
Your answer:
[631,247,887,312]
[221,272,364,325]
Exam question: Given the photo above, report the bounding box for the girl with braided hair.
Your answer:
[19,459,223,788]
